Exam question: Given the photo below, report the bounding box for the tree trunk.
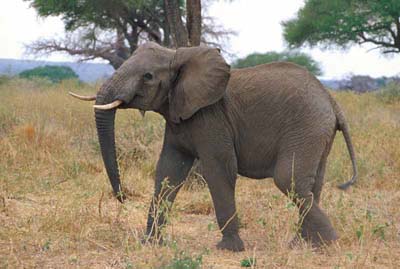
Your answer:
[186,0,202,46]
[115,28,129,61]
[162,22,171,47]
[164,0,189,47]
[161,2,172,47]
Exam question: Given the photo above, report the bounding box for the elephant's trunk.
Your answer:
[95,108,124,202]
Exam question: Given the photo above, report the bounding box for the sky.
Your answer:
[0,0,399,79]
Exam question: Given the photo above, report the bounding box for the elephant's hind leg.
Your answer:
[273,141,338,248]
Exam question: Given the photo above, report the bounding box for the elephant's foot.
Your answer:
[299,219,338,248]
[302,229,338,248]
[289,229,337,249]
[216,234,245,252]
[288,234,303,249]
[298,202,338,248]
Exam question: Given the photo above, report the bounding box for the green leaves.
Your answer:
[232,51,322,76]
[240,257,256,267]
[282,0,400,54]
[19,65,79,83]
[25,0,167,31]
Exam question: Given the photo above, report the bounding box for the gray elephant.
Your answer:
[70,42,357,251]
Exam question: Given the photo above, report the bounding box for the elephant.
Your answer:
[70,42,357,251]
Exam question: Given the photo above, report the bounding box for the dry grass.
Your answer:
[0,78,399,268]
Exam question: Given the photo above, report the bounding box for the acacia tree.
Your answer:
[26,0,230,69]
[283,0,400,54]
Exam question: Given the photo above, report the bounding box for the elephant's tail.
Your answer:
[332,99,358,190]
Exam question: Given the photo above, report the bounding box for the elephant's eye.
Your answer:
[143,72,153,81]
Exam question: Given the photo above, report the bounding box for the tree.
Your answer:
[283,0,400,54]
[25,0,231,69]
[19,65,79,82]
[25,0,175,69]
[232,51,322,76]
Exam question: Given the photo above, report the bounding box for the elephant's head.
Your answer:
[70,42,230,202]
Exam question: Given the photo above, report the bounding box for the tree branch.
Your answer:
[383,49,400,54]
[26,39,126,69]
[358,32,397,48]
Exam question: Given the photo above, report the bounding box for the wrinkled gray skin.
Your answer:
[94,42,357,251]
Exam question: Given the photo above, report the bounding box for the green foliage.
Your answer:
[372,223,390,240]
[240,257,256,267]
[25,0,168,31]
[41,239,51,251]
[166,251,203,269]
[283,0,400,54]
[207,222,216,231]
[233,51,322,76]
[0,75,11,85]
[376,82,400,103]
[24,0,189,67]
[19,65,78,83]
[356,225,364,241]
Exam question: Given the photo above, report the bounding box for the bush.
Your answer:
[0,75,12,85]
[19,65,79,83]
[232,51,322,76]
[376,82,400,103]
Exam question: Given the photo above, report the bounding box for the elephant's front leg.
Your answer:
[201,154,244,252]
[145,143,194,243]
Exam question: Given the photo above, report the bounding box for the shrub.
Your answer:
[232,51,322,76]
[240,257,256,267]
[19,65,79,83]
[0,75,11,85]
[376,82,400,103]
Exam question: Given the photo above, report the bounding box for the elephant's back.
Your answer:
[228,62,329,105]
[227,61,335,125]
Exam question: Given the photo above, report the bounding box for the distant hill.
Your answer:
[0,58,114,82]
[321,76,400,92]
[1,58,398,91]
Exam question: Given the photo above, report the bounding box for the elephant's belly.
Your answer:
[234,130,279,179]
[236,151,276,179]
[238,167,275,179]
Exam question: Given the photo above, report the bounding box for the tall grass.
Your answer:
[376,82,400,104]
[0,79,399,268]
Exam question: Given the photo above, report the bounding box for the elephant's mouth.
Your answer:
[94,91,141,110]
[69,91,148,112]
[94,99,124,110]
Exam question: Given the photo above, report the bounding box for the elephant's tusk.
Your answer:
[69,91,97,101]
[93,100,123,110]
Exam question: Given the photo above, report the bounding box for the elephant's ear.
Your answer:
[169,46,230,123]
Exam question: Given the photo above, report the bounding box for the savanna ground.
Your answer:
[0,77,399,268]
